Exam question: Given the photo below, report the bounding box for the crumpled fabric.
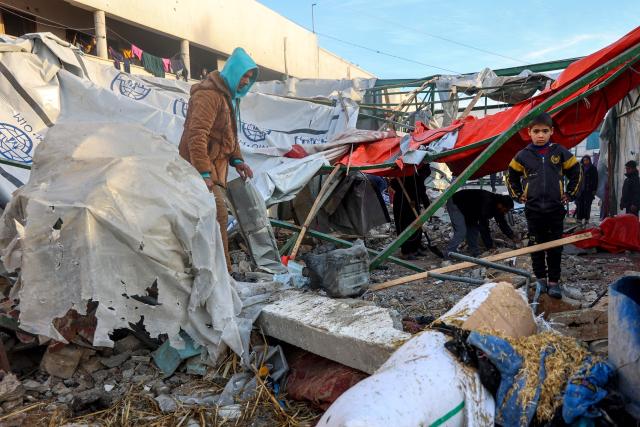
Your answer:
[468,331,552,427]
[562,357,613,424]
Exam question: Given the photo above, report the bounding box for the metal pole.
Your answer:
[448,252,533,278]
[370,42,640,269]
[428,272,485,285]
[311,3,317,33]
[270,219,425,273]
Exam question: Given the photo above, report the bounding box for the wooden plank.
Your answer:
[289,164,342,260]
[458,90,484,120]
[371,232,594,291]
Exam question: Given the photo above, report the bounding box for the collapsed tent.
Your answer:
[0,70,245,361]
[339,26,640,179]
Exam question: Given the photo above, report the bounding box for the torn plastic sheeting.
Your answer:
[0,70,246,364]
[226,179,287,274]
[152,331,203,378]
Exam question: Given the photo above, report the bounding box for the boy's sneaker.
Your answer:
[547,282,562,299]
[535,279,548,293]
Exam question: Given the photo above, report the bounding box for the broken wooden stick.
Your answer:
[289,164,342,260]
[371,231,594,291]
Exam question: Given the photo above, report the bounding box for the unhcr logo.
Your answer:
[110,73,151,100]
[0,123,33,163]
[241,122,271,142]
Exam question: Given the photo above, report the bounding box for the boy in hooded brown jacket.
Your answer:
[179,48,258,271]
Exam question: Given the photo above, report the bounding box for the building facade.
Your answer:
[0,0,374,81]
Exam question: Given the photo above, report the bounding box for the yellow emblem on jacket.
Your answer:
[550,154,561,164]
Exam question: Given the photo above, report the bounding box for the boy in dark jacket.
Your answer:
[620,160,640,216]
[575,155,598,226]
[507,113,582,298]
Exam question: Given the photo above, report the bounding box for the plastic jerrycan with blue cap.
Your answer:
[609,275,640,419]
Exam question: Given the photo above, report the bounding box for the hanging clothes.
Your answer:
[108,47,122,70]
[123,59,131,74]
[141,52,165,78]
[162,58,171,72]
[122,48,133,59]
[131,44,143,61]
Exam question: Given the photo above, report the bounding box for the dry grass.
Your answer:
[502,331,593,423]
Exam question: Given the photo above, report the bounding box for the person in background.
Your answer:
[389,166,431,260]
[445,189,515,258]
[575,155,598,227]
[179,48,258,271]
[507,113,582,299]
[200,67,209,80]
[620,160,640,216]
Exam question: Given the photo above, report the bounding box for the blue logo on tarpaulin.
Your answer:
[241,122,271,142]
[173,98,188,118]
[0,123,33,163]
[110,73,151,100]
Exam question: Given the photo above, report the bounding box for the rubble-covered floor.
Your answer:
[1,208,638,426]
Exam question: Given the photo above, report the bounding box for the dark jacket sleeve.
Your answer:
[632,177,640,207]
[494,213,514,238]
[506,156,525,200]
[561,149,582,200]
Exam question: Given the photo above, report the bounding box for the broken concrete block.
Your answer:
[100,352,131,369]
[257,290,410,374]
[114,335,144,354]
[22,379,48,394]
[549,308,608,341]
[0,374,24,403]
[41,344,84,379]
[79,356,104,374]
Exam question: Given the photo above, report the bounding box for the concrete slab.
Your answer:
[257,290,410,374]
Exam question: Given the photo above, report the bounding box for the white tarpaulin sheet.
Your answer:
[251,76,377,102]
[0,70,245,361]
[0,32,367,205]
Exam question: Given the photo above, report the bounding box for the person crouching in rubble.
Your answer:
[507,113,582,299]
[620,160,640,216]
[179,48,258,271]
[444,188,516,258]
[389,166,431,260]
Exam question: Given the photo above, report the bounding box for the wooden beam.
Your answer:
[289,164,342,260]
[371,232,594,291]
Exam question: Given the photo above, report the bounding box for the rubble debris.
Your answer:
[40,344,84,379]
[0,373,24,404]
[257,290,409,374]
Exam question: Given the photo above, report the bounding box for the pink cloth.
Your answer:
[162,58,171,72]
[131,44,143,61]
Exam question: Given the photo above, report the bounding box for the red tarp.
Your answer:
[572,215,640,253]
[340,26,640,178]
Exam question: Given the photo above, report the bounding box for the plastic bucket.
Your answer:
[609,275,640,418]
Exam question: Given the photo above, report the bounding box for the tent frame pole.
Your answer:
[370,43,640,269]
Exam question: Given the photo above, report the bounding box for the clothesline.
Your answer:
[108,42,186,79]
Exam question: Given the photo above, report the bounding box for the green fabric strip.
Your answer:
[429,401,465,427]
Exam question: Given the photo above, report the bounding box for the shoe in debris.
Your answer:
[547,282,562,299]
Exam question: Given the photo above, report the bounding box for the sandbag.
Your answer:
[318,330,494,427]
[439,281,536,338]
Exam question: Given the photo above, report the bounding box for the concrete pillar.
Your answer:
[180,39,190,79]
[93,10,107,59]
